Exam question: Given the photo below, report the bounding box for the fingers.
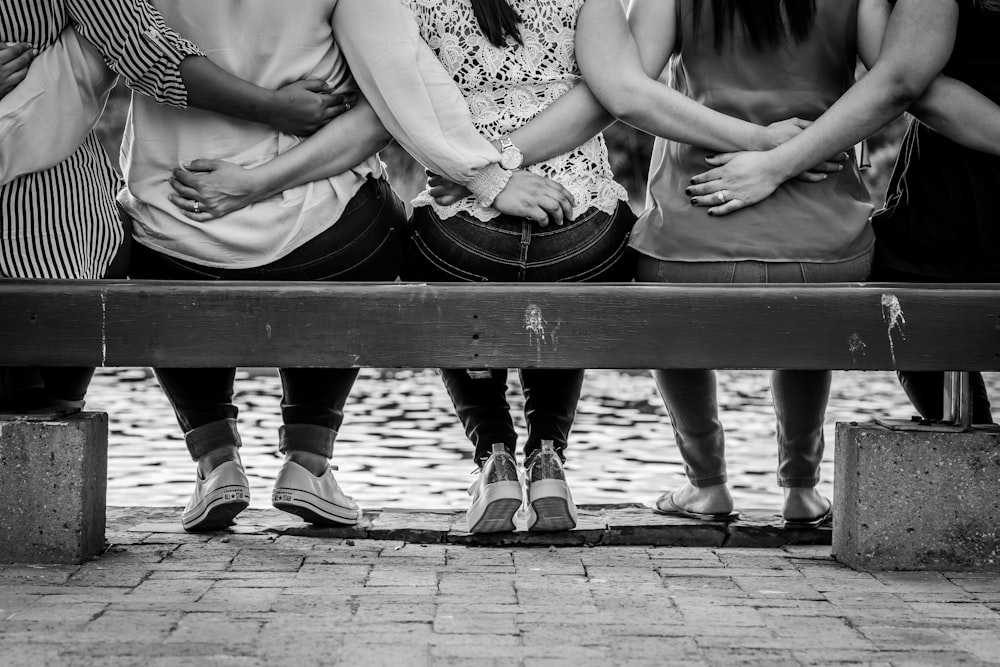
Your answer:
[181,159,219,173]
[171,168,203,190]
[536,194,567,227]
[0,42,32,66]
[794,171,829,183]
[707,199,748,217]
[432,194,462,206]
[169,179,202,201]
[685,180,722,198]
[701,154,735,168]
[296,78,328,93]
[166,194,214,222]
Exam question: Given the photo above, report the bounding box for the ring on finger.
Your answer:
[193,201,200,213]
[715,191,727,204]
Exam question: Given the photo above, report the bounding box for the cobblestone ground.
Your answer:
[2,514,1000,666]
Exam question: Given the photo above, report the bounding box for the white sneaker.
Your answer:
[272,461,362,526]
[466,443,522,533]
[523,440,577,532]
[181,460,250,532]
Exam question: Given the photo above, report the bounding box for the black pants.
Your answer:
[129,177,408,458]
[403,201,637,466]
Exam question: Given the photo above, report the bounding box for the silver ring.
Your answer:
[345,102,351,111]
[193,201,200,213]
[715,191,726,204]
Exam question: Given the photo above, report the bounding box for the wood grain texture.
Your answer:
[2,280,999,370]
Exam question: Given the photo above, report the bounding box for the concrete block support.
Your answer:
[834,422,1000,571]
[0,413,108,563]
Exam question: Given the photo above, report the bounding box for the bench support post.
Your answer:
[833,421,1000,571]
[0,413,108,564]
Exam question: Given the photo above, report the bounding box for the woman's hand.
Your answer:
[0,43,34,100]
[492,171,576,227]
[685,151,786,216]
[265,81,356,136]
[167,159,268,221]
[427,171,472,206]
[687,147,850,216]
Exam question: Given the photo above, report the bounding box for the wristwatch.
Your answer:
[498,136,524,170]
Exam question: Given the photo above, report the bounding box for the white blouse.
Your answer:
[402,0,628,221]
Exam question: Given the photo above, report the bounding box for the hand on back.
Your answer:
[0,43,34,100]
[492,170,576,227]
[265,81,356,136]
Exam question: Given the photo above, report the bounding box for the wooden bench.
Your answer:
[2,279,999,568]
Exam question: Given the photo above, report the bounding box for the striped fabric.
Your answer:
[0,0,202,279]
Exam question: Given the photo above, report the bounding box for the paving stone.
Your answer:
[165,614,263,647]
[3,511,1000,665]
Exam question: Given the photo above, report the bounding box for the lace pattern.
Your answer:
[404,0,628,221]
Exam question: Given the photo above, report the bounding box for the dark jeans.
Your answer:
[869,265,994,423]
[0,210,132,412]
[129,177,408,459]
[403,201,637,466]
[636,251,873,488]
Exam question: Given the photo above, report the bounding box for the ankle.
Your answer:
[196,446,240,476]
[286,450,329,477]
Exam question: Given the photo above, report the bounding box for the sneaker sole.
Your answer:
[182,486,250,532]
[272,488,361,526]
[467,481,522,533]
[528,479,577,532]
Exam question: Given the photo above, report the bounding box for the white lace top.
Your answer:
[404,0,628,221]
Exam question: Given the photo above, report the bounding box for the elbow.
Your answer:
[880,68,931,114]
[596,81,645,124]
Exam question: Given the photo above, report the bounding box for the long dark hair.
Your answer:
[693,0,817,51]
[973,0,1000,10]
[471,0,524,48]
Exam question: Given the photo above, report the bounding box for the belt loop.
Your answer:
[518,219,532,281]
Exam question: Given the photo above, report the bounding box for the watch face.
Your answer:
[500,146,523,170]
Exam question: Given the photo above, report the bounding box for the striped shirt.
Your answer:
[0,0,202,279]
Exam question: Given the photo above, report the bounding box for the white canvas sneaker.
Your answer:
[523,440,577,532]
[466,443,522,533]
[181,460,250,532]
[272,461,362,526]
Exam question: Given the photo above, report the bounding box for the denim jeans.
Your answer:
[404,202,637,466]
[129,177,407,459]
[636,251,873,488]
[869,265,994,423]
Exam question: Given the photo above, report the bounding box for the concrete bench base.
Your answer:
[834,421,1000,571]
[0,412,107,564]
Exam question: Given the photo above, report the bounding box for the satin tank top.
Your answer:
[632,0,873,263]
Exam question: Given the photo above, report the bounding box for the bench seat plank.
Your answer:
[2,280,998,370]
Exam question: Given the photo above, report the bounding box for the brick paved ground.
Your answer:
[2,508,999,666]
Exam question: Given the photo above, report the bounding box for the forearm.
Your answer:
[242,99,391,200]
[577,0,766,152]
[508,82,615,165]
[910,76,1000,155]
[765,0,959,181]
[333,0,499,185]
[611,75,768,152]
[178,56,278,125]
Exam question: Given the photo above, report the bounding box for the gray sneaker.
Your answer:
[523,440,577,532]
[466,443,522,533]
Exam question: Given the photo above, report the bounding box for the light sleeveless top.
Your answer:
[632,0,873,263]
